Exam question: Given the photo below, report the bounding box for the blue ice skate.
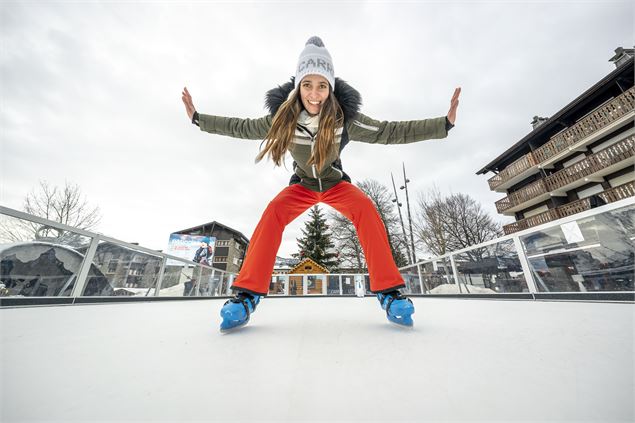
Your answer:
[376,290,415,327]
[220,292,261,333]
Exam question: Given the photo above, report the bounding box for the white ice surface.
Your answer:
[1,297,634,423]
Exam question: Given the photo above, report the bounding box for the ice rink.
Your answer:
[2,297,633,422]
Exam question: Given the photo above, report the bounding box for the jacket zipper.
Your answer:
[331,164,343,179]
[297,124,323,192]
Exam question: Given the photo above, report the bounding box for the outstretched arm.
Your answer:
[447,87,461,125]
[181,86,271,140]
[347,87,461,145]
[182,86,196,121]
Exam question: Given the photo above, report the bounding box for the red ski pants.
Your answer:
[231,181,405,296]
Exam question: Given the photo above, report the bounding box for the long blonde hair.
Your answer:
[256,87,345,172]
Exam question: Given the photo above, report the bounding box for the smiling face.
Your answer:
[299,74,330,116]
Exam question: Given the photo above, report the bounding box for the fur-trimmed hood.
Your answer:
[264,77,362,121]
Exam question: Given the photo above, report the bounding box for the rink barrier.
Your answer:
[1,197,634,307]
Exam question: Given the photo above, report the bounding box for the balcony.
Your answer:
[488,88,634,193]
[545,134,635,196]
[502,208,560,235]
[502,181,635,234]
[488,151,539,192]
[556,180,635,219]
[533,87,635,167]
[495,178,553,215]
[496,134,634,216]
[599,180,635,203]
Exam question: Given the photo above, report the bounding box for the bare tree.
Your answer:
[357,179,409,267]
[328,210,365,272]
[0,181,101,246]
[327,179,408,270]
[414,186,450,257]
[414,188,502,260]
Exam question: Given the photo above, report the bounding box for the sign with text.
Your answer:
[166,234,216,266]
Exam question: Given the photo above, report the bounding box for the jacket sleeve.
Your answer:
[346,112,449,145]
[198,113,272,140]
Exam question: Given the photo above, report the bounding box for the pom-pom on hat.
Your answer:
[295,36,335,90]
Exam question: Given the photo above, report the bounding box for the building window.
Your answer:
[216,240,230,247]
[213,256,228,263]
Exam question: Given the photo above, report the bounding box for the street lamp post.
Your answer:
[400,162,417,265]
[391,172,412,265]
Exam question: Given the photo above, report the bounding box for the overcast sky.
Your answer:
[1,1,632,258]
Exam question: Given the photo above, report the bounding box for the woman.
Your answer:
[182,36,461,332]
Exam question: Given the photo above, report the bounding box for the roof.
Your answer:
[289,257,330,273]
[175,220,250,244]
[476,56,634,175]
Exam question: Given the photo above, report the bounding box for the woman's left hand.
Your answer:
[447,87,461,125]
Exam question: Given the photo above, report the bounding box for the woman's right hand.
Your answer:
[182,86,196,121]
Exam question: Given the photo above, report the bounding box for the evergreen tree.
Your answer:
[293,205,339,270]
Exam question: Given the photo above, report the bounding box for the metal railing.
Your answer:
[1,197,634,303]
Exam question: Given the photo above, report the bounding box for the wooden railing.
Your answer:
[495,179,549,214]
[558,198,593,218]
[533,87,635,164]
[503,209,560,235]
[544,135,635,191]
[488,152,538,191]
[598,180,635,203]
[503,181,635,234]
[497,136,634,214]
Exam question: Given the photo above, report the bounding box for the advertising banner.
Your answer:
[166,234,216,266]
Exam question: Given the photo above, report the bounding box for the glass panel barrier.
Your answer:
[454,239,528,294]
[219,272,232,296]
[307,274,326,295]
[327,275,341,295]
[421,257,457,294]
[269,275,287,296]
[341,274,356,295]
[521,204,634,292]
[89,241,163,296]
[220,273,234,296]
[400,265,422,294]
[288,275,303,295]
[197,266,219,297]
[0,214,97,297]
[364,274,370,294]
[157,262,196,297]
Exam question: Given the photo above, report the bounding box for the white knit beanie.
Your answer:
[295,36,335,90]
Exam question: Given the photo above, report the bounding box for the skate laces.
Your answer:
[229,292,259,313]
[378,290,411,316]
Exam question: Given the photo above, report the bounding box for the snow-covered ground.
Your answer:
[1,298,633,423]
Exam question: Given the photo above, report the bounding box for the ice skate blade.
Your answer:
[387,316,414,329]
[219,318,250,333]
[388,321,414,329]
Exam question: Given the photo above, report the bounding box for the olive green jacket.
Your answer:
[197,79,449,192]
[198,112,448,192]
